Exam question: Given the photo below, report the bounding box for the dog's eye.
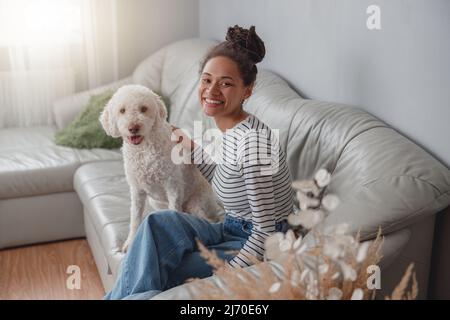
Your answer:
[119,108,125,114]
[140,106,148,113]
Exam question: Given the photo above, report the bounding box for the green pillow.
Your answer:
[55,90,171,149]
[55,90,122,149]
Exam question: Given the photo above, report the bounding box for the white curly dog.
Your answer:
[100,84,222,252]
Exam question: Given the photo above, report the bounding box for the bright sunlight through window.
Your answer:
[0,0,82,46]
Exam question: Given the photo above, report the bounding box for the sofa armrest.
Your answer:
[52,77,133,130]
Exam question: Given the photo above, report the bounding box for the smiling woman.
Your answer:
[199,56,253,121]
[198,25,265,132]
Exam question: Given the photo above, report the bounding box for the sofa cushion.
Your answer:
[74,160,128,247]
[0,126,122,199]
[74,161,135,275]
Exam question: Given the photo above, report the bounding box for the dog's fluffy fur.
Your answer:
[100,85,222,252]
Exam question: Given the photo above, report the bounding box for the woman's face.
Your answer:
[198,56,253,118]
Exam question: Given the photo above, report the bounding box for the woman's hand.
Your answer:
[170,125,182,143]
[171,125,195,151]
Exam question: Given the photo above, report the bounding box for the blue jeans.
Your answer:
[104,210,275,300]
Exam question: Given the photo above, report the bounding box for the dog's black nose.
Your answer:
[128,124,140,134]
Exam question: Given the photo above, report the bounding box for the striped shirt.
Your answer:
[191,113,294,267]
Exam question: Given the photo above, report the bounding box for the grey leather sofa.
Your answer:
[0,38,449,299]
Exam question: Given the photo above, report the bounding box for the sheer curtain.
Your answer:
[0,0,119,128]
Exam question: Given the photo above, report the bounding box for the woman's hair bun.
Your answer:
[225,25,265,64]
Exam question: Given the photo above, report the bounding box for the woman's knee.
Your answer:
[144,210,182,227]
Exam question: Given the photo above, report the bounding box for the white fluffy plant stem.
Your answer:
[264,168,381,300]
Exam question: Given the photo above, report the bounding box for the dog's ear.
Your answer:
[99,102,121,138]
[152,92,168,121]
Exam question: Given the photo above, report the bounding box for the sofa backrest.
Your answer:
[133,38,450,240]
[287,100,450,239]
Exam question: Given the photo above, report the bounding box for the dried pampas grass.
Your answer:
[386,263,418,300]
[190,229,389,300]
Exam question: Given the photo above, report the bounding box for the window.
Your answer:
[0,0,82,46]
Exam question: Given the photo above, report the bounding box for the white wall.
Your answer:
[116,0,199,79]
[199,0,450,168]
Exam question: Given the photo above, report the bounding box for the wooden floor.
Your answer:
[0,239,105,300]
